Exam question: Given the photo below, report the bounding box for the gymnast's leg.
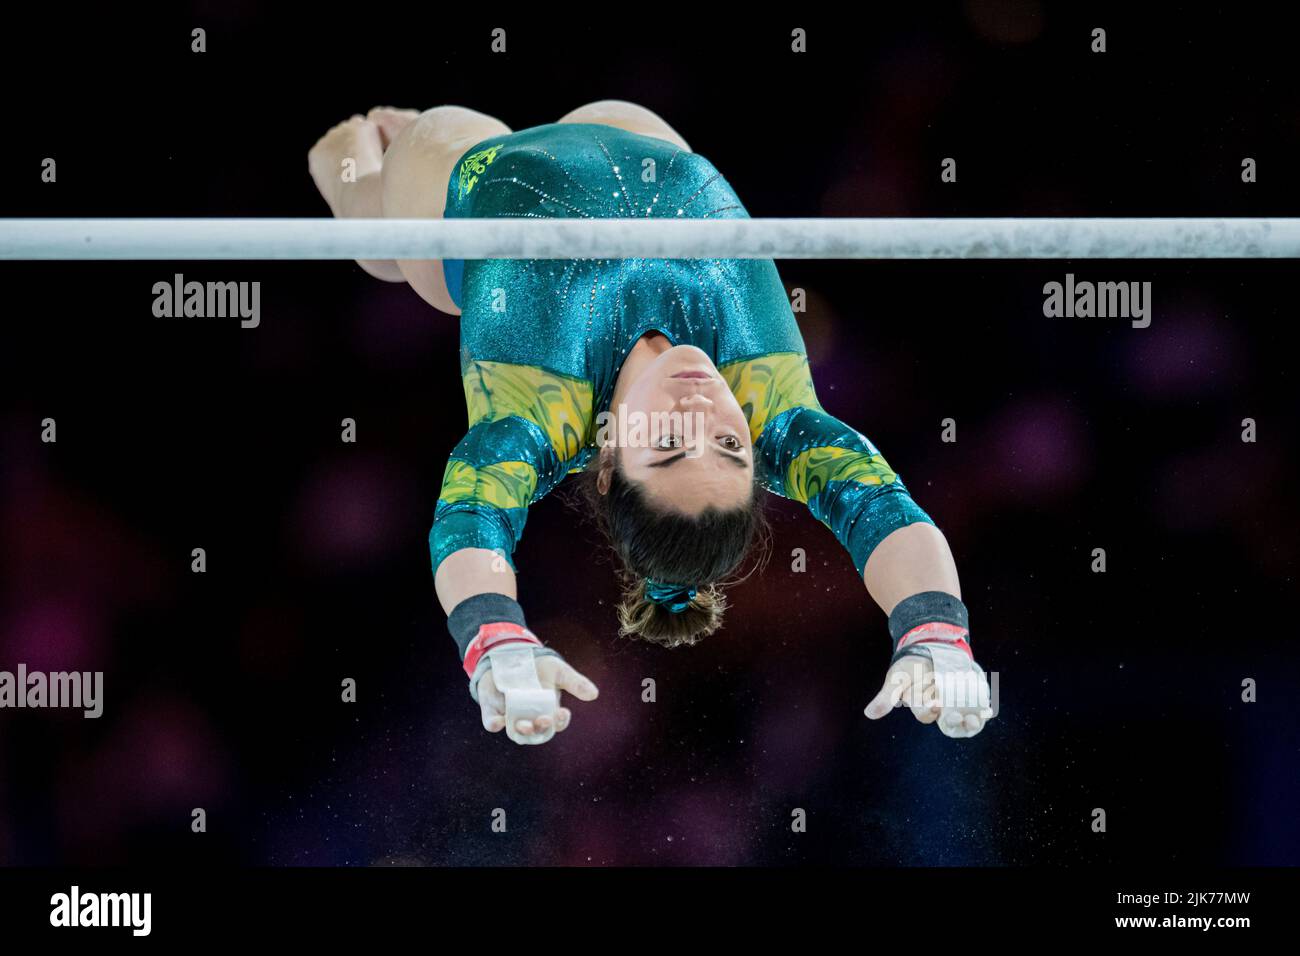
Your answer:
[557,99,691,151]
[308,105,511,313]
[379,106,512,314]
[308,109,411,282]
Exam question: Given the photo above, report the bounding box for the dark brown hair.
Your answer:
[574,448,769,647]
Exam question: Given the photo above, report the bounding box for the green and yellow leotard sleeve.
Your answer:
[721,352,935,577]
[428,361,595,574]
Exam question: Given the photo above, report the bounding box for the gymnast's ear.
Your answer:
[595,446,615,495]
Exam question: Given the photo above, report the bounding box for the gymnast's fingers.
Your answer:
[909,684,942,724]
[554,707,572,732]
[477,671,507,732]
[865,660,915,719]
[543,659,600,702]
[937,707,984,738]
[482,709,506,733]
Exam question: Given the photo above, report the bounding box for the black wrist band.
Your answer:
[887,591,969,649]
[447,593,527,660]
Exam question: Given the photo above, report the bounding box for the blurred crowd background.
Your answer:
[1,4,1296,865]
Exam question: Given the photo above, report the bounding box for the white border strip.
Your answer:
[2,218,1299,260]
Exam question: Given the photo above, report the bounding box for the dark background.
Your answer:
[0,3,1296,866]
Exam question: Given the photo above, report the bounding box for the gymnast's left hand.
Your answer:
[863,649,993,739]
[476,655,600,742]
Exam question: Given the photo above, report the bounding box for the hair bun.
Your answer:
[616,579,726,648]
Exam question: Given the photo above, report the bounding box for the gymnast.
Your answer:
[308,101,993,745]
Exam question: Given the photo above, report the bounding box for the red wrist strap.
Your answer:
[463,622,542,677]
[897,621,972,659]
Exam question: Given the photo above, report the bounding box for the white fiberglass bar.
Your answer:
[2,217,1299,260]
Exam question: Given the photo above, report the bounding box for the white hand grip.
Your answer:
[487,645,560,745]
[927,644,992,718]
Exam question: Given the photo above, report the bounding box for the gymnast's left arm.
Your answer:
[860,522,992,738]
[429,409,600,745]
[797,441,991,738]
[727,354,993,738]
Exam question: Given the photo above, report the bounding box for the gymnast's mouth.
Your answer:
[671,371,714,379]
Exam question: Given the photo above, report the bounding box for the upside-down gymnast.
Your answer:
[309,100,994,745]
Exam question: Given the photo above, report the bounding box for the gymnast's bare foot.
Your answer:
[366,106,420,150]
[308,115,385,216]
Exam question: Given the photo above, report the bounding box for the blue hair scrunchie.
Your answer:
[644,579,699,614]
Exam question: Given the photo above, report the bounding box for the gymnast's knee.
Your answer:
[557,100,690,151]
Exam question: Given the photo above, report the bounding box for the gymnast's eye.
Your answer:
[657,434,683,449]
[719,434,741,450]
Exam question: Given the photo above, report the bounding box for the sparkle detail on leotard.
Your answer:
[431,123,933,575]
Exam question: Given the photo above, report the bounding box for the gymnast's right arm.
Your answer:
[429,417,599,744]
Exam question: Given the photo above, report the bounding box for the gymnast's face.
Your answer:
[603,345,754,514]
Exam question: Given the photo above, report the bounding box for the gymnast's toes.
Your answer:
[308,116,385,211]
[366,106,420,149]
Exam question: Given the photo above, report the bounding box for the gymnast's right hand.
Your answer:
[474,651,600,744]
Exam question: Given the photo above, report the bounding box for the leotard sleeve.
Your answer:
[429,361,594,575]
[721,352,934,577]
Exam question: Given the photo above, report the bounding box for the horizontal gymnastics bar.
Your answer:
[2,218,1300,260]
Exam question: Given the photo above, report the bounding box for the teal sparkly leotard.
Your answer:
[430,122,932,578]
